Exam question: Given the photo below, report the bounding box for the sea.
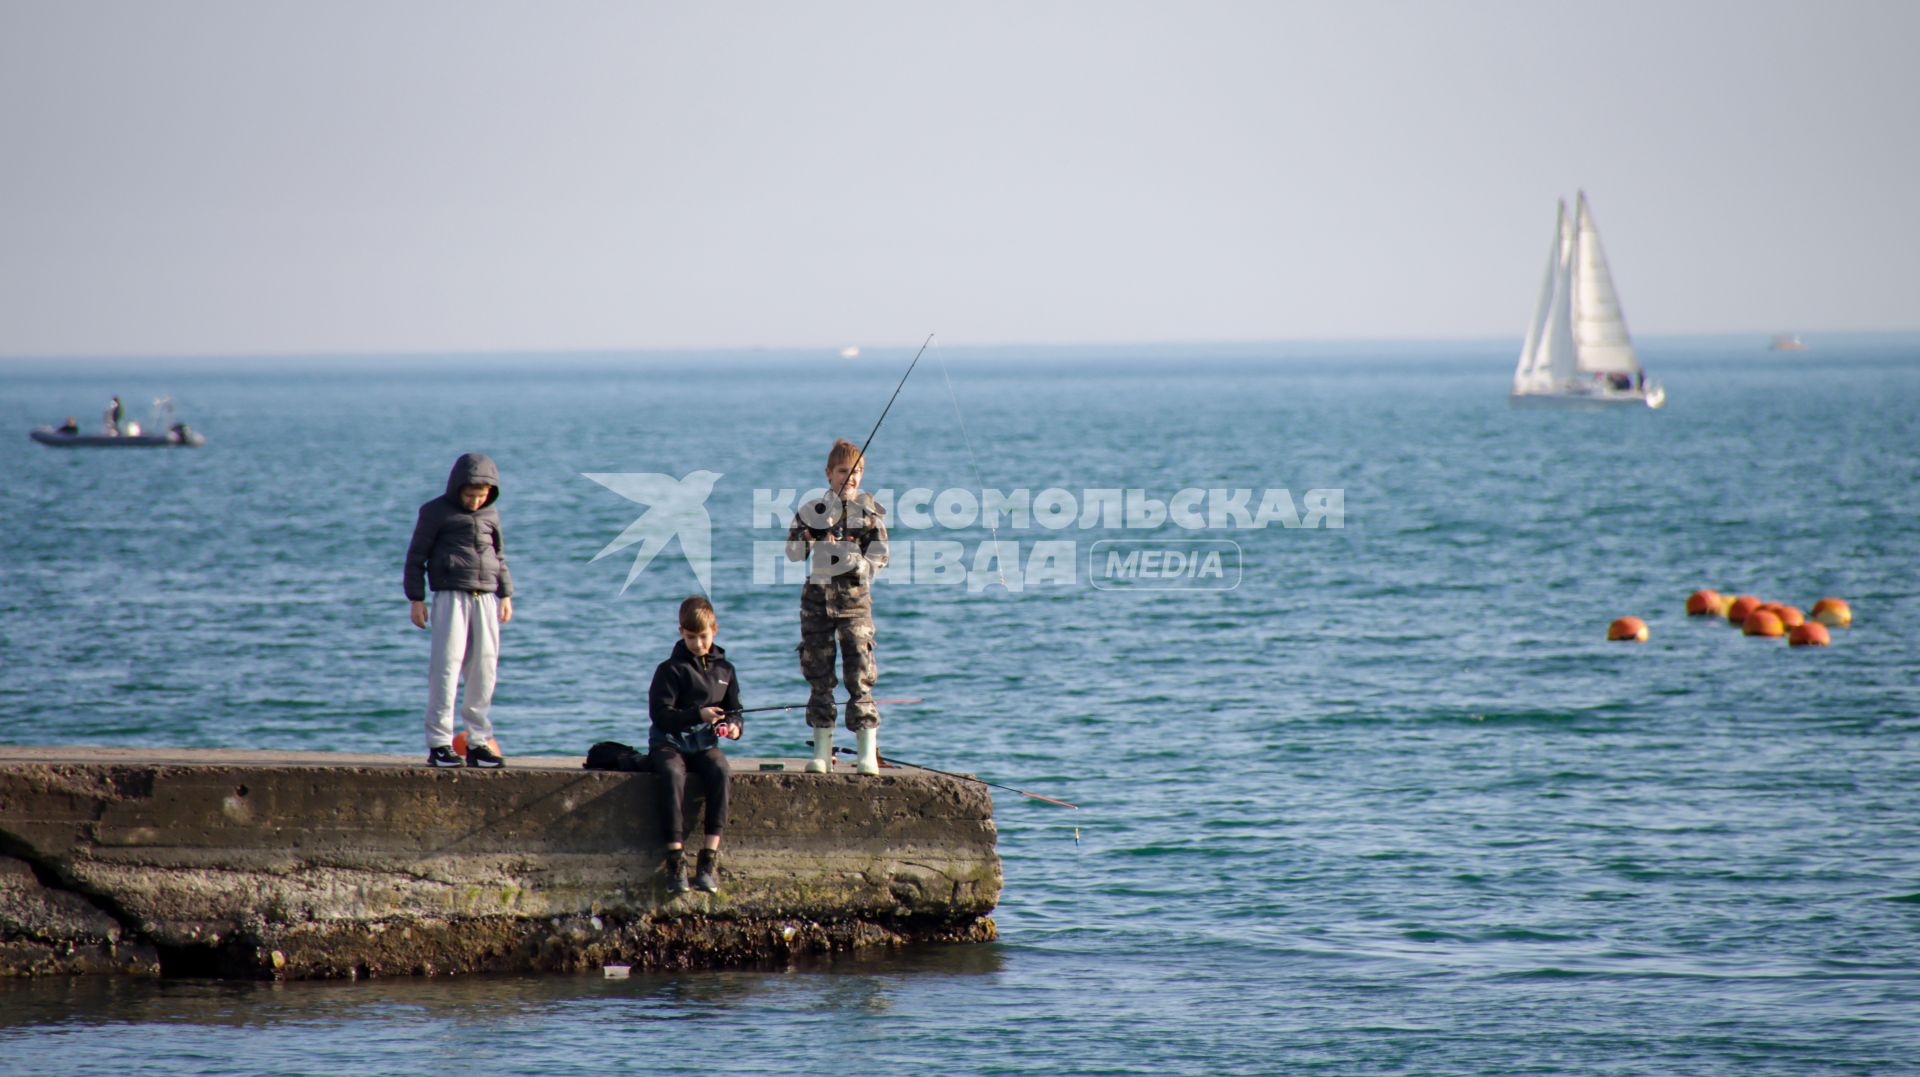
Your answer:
[2,337,1917,1076]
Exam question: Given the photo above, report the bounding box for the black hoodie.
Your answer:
[403,453,513,600]
[648,640,743,754]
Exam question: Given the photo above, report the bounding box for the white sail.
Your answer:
[1570,191,1639,375]
[1514,200,1565,392]
[1514,202,1580,393]
[1509,191,1662,408]
[1540,209,1579,386]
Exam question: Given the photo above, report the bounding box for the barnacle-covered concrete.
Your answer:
[0,747,998,979]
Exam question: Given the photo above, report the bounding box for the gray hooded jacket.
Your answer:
[404,453,513,600]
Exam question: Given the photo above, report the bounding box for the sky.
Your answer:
[1,0,1915,358]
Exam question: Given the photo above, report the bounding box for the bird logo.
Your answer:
[583,470,724,593]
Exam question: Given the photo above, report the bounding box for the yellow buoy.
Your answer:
[1810,597,1852,627]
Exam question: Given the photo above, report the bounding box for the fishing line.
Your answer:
[929,335,1008,587]
[853,331,936,468]
[833,746,1077,808]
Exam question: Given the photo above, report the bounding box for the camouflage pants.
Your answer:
[798,605,878,731]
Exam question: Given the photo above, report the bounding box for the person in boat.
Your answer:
[103,396,124,436]
[56,417,79,435]
[647,595,742,894]
[404,452,513,769]
[785,438,889,776]
[1635,371,1645,391]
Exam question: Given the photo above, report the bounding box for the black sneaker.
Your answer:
[693,849,720,893]
[427,744,465,768]
[664,850,690,894]
[466,741,505,769]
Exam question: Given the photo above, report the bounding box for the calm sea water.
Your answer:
[3,339,1918,1075]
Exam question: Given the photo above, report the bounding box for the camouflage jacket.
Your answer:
[785,491,889,616]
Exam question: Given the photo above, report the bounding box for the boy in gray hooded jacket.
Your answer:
[404,453,514,768]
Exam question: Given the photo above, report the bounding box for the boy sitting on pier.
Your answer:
[647,595,742,894]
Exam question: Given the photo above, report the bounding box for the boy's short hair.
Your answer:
[826,438,864,472]
[679,595,716,632]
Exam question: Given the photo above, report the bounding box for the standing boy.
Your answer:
[404,452,513,768]
[784,438,889,774]
[648,595,741,894]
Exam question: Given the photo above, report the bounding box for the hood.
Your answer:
[670,639,727,663]
[444,452,501,508]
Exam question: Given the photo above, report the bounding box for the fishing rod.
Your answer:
[853,331,936,469]
[829,332,936,532]
[833,747,1078,809]
[728,698,923,715]
[705,699,924,741]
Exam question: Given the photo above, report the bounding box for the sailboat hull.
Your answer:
[1509,385,1665,410]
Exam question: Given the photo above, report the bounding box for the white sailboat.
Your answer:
[1510,192,1665,409]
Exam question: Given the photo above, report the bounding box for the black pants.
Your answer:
[650,746,729,842]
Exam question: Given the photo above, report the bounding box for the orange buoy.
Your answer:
[1810,597,1852,627]
[1742,609,1785,637]
[1686,589,1722,616]
[451,732,503,758]
[1725,595,1762,625]
[1607,616,1649,641]
[1772,605,1805,629]
[1713,593,1736,616]
[1788,622,1831,647]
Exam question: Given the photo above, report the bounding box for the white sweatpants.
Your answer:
[424,591,500,749]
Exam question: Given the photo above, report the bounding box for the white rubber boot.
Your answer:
[855,728,880,775]
[805,727,833,774]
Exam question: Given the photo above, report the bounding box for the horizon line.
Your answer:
[4,328,1917,365]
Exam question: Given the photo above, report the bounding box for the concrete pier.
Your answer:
[0,747,1000,979]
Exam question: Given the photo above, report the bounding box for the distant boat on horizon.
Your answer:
[30,425,206,448]
[1510,192,1665,409]
[1769,333,1809,351]
[27,395,206,448]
